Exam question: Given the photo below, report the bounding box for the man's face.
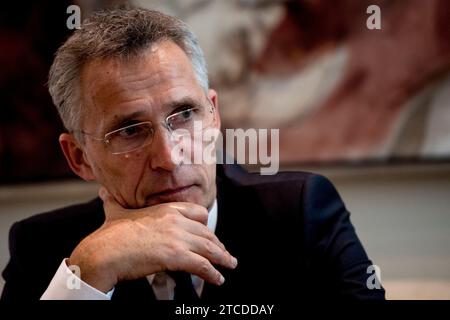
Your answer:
[75,41,219,209]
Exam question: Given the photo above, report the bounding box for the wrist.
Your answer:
[68,248,117,293]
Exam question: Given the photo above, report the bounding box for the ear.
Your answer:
[208,89,221,131]
[59,133,96,181]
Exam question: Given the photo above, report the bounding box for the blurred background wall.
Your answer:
[0,0,449,299]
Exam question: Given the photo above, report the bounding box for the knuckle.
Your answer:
[165,226,177,237]
[201,226,214,240]
[204,241,215,257]
[169,242,185,257]
[165,212,180,225]
[198,260,211,277]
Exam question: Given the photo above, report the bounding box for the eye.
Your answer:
[168,107,197,125]
[180,108,194,119]
[117,125,143,138]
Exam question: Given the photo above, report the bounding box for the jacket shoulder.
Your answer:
[220,163,316,187]
[1,198,104,300]
[219,164,338,222]
[10,198,104,256]
[15,197,104,232]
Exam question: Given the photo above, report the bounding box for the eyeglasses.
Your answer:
[79,104,214,155]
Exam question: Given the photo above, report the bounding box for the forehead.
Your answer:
[79,41,204,132]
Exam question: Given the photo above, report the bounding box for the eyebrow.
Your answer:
[163,96,204,114]
[103,96,204,133]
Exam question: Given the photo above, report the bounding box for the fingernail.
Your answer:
[231,257,238,268]
[218,275,225,285]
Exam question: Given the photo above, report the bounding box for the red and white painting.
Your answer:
[138,0,450,164]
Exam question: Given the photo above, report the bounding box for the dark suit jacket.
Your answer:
[1,164,385,301]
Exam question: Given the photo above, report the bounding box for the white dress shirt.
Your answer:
[41,199,218,300]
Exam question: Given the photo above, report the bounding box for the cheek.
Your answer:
[90,150,148,190]
[191,138,217,197]
[109,152,148,184]
[199,163,217,196]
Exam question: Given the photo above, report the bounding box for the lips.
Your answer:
[152,185,195,197]
[146,184,197,203]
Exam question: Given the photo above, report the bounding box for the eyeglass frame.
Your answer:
[74,100,215,155]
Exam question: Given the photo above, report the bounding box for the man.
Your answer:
[1,7,384,301]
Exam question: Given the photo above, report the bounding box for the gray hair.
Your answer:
[48,7,209,133]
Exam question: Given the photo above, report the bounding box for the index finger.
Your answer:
[167,202,209,225]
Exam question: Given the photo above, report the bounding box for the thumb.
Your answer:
[98,186,127,221]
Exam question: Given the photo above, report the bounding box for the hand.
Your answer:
[67,187,238,293]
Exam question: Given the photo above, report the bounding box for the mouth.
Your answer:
[146,184,198,203]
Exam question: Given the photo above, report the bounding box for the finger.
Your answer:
[181,218,226,251]
[187,234,238,270]
[177,252,225,286]
[168,202,209,225]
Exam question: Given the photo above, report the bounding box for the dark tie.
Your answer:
[167,271,200,301]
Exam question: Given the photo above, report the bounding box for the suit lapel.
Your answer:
[202,165,251,301]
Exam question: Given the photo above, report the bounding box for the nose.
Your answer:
[148,126,179,172]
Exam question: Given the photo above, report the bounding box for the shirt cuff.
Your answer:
[40,258,114,300]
